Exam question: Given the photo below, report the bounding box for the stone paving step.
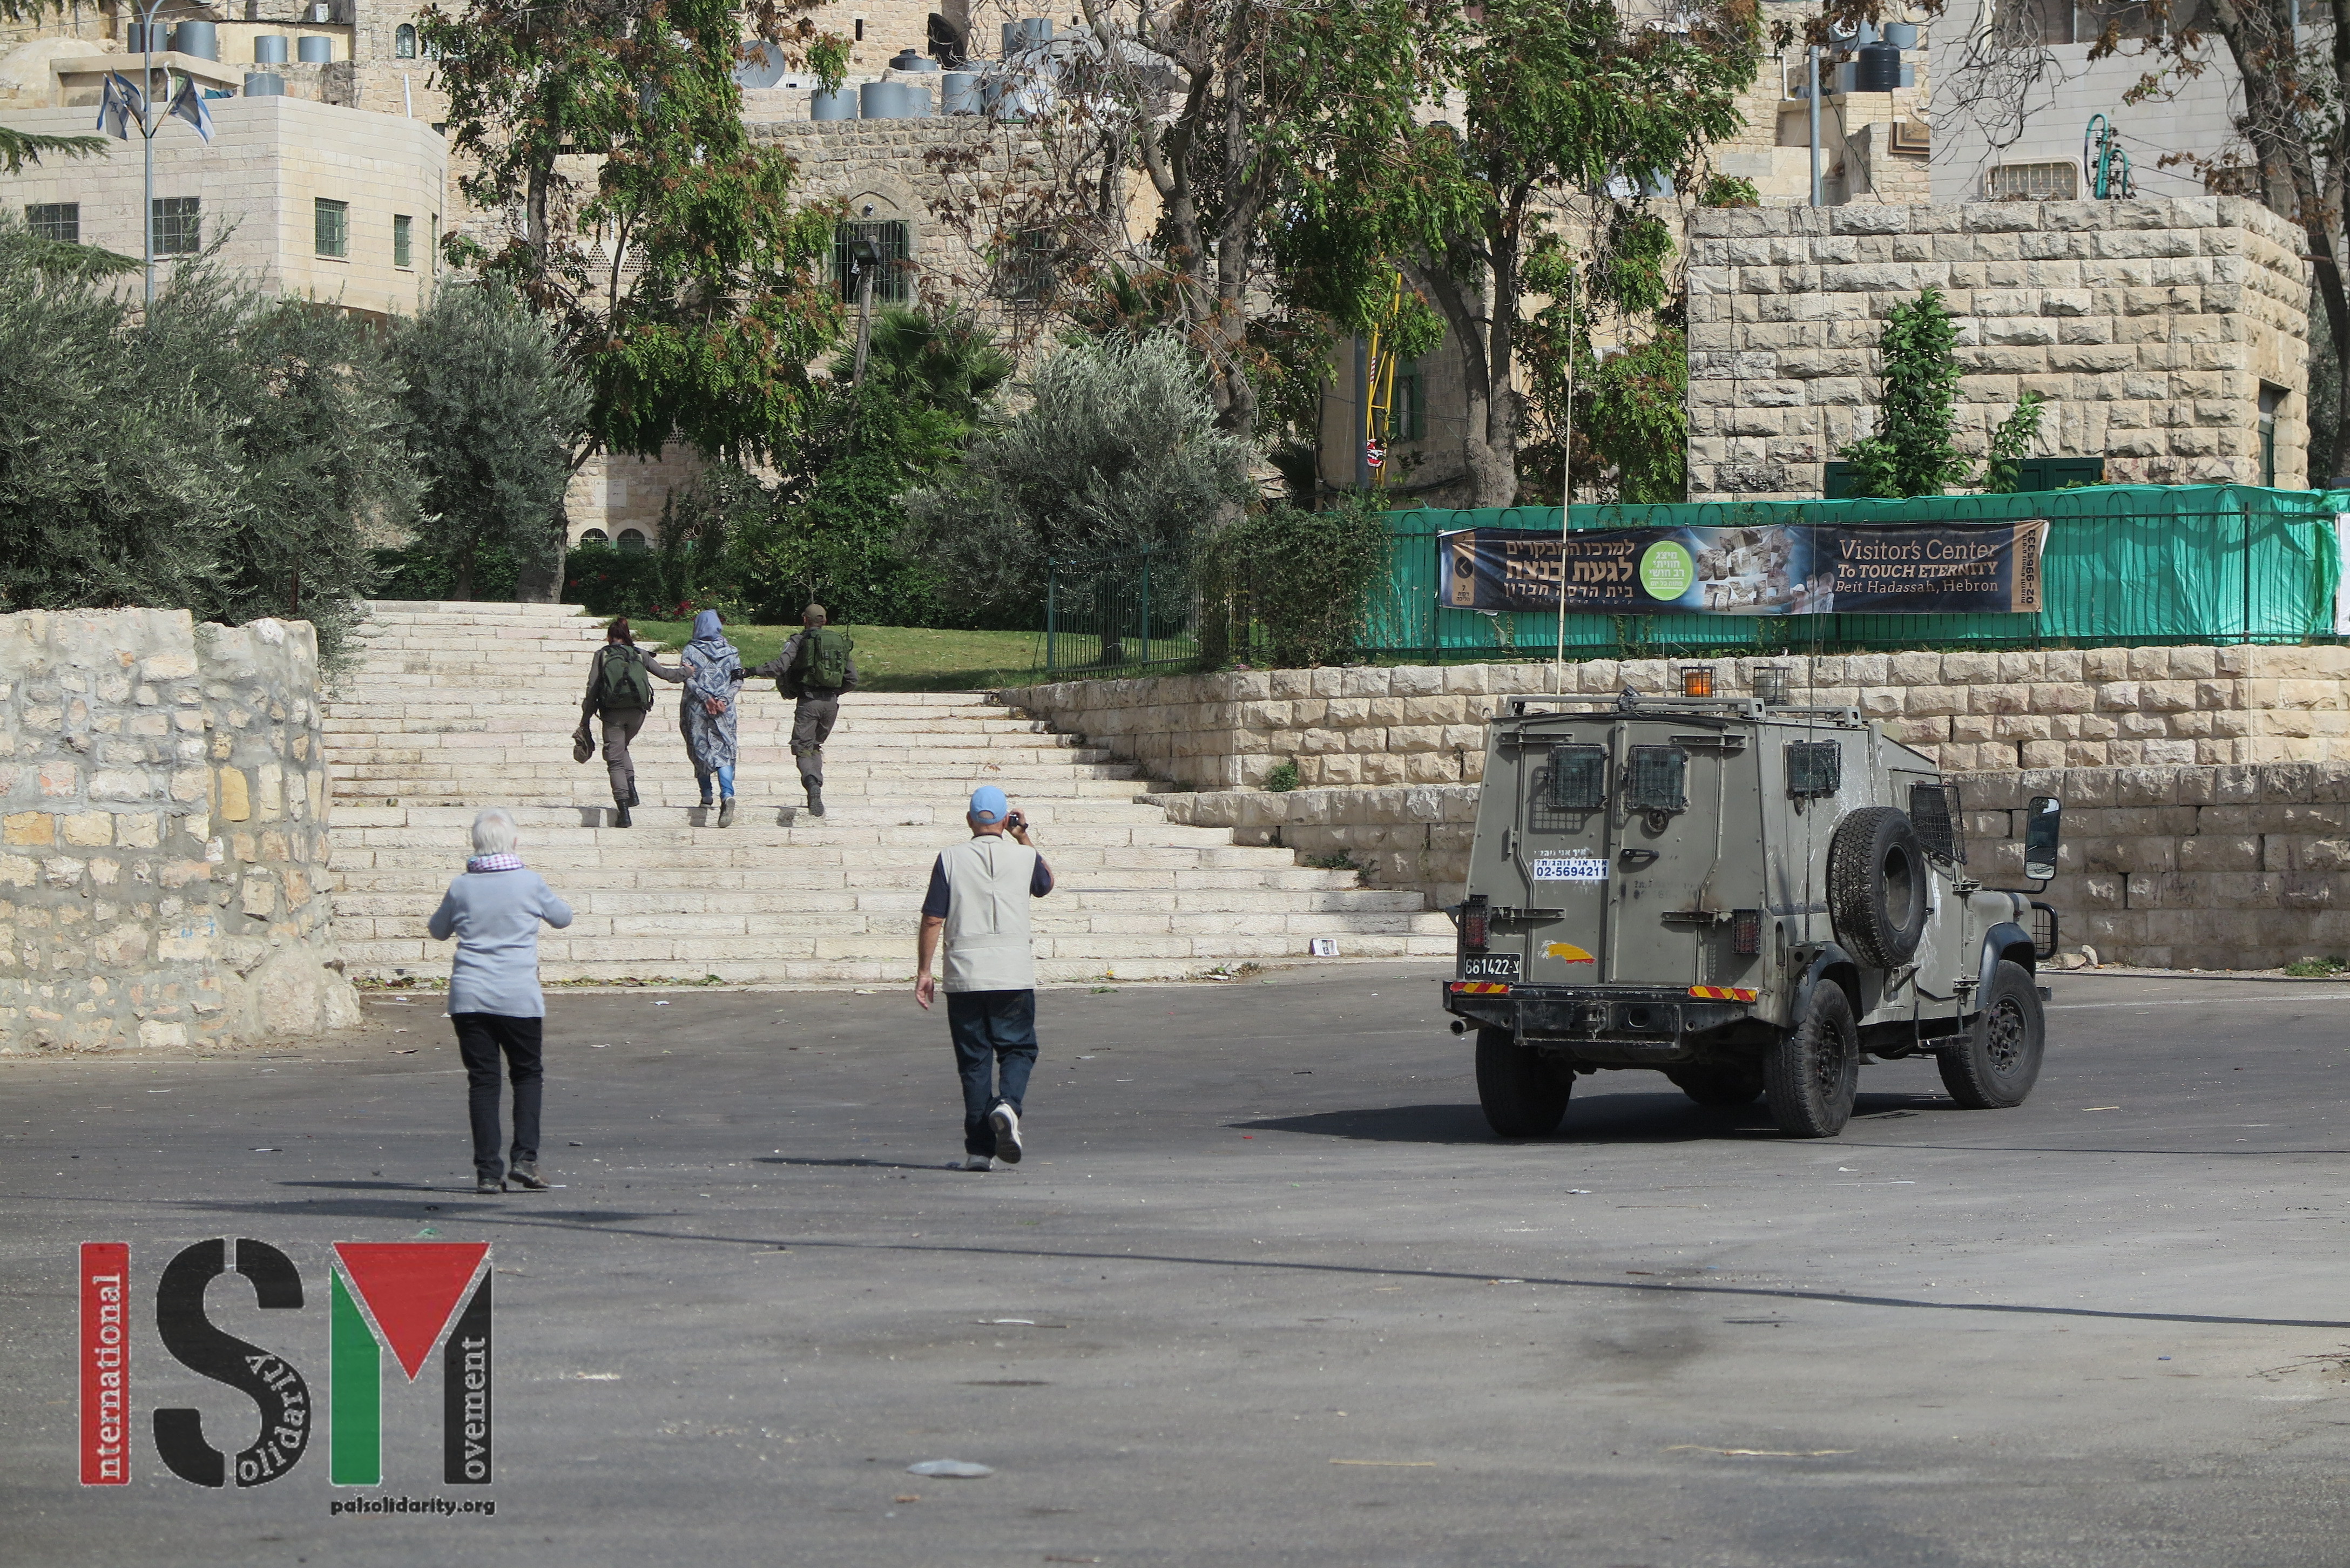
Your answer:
[325,601,1442,986]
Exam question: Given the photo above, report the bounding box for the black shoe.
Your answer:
[476,1174,504,1195]
[508,1160,549,1190]
[614,806,631,828]
[806,783,825,818]
[718,797,737,828]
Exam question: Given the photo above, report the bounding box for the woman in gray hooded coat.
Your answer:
[676,609,748,825]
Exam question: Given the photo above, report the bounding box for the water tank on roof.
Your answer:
[244,71,285,96]
[125,22,169,51]
[942,71,980,114]
[170,21,218,59]
[297,35,333,63]
[253,35,289,64]
[860,80,904,118]
[811,85,857,120]
[1854,40,1902,93]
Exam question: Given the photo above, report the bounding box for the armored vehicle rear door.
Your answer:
[1599,719,1760,989]
[1515,729,1616,986]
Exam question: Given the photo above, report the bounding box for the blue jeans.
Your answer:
[694,763,735,802]
[947,990,1037,1157]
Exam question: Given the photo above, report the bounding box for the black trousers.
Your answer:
[453,1013,543,1180]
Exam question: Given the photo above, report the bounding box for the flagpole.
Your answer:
[140,0,160,313]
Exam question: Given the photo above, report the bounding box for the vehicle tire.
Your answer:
[1938,958,2045,1109]
[1828,806,1928,969]
[1765,982,1859,1138]
[1666,1063,1765,1106]
[1475,1026,1571,1138]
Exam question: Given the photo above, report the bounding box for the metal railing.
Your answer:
[1042,549,1203,675]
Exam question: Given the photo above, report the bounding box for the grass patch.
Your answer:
[2283,955,2348,977]
[634,623,1049,692]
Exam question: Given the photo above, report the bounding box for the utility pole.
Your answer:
[1555,260,1575,684]
[1807,45,1822,208]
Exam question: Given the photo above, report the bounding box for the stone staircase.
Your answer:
[323,601,1453,985]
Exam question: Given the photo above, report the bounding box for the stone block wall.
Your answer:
[1002,645,2350,794]
[1686,197,2311,500]
[0,610,359,1053]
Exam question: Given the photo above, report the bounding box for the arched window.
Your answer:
[617,529,648,554]
[579,528,609,545]
[395,23,417,58]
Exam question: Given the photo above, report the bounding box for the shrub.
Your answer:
[1214,497,1390,668]
[1264,759,1301,793]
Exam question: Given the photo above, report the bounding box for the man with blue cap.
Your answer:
[916,785,1055,1170]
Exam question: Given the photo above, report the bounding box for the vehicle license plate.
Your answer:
[1459,952,1521,981]
[1529,855,1609,881]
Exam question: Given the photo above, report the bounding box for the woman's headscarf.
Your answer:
[683,608,739,692]
[690,609,726,647]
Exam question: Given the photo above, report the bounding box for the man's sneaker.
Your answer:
[963,1154,994,1171]
[718,797,737,828]
[988,1104,1023,1164]
[508,1160,549,1190]
[475,1174,504,1195]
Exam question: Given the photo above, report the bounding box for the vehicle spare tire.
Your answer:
[1827,805,1928,968]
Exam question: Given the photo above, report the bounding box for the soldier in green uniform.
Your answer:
[747,603,857,819]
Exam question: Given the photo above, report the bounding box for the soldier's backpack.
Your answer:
[793,626,854,692]
[592,645,654,711]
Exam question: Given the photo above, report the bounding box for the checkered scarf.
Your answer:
[465,853,524,874]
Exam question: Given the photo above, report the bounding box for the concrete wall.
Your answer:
[0,610,359,1053]
[0,97,444,320]
[1686,197,2312,502]
[1002,646,2350,795]
[1927,0,2244,207]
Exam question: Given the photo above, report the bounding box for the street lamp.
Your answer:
[847,233,882,388]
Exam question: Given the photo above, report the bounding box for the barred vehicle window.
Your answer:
[1626,746,1687,813]
[1546,745,1608,812]
[1786,741,1840,798]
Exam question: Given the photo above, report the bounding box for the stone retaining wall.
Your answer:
[1154,763,2350,972]
[1003,646,2350,794]
[0,610,359,1052]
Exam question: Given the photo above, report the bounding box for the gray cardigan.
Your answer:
[428,869,575,1017]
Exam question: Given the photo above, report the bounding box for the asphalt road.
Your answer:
[4,965,2349,1567]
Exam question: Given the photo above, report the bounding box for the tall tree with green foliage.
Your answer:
[391,283,590,599]
[1408,0,1759,505]
[901,334,1254,622]
[420,0,840,596]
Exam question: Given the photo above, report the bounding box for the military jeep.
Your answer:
[1441,690,2062,1139]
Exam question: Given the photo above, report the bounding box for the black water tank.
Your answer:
[1855,40,1902,92]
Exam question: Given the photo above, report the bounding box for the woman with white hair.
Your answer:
[427,807,575,1195]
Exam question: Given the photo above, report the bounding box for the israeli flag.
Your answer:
[166,75,213,142]
[95,72,144,139]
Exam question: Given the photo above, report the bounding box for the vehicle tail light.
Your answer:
[1732,909,1761,956]
[1463,895,1489,950]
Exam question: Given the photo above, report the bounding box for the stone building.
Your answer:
[1686,196,2311,501]
[0,94,444,320]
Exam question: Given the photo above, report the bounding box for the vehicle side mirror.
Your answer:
[2023,795,2061,883]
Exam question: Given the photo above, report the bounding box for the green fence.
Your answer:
[1369,484,2346,660]
[1035,485,2347,675]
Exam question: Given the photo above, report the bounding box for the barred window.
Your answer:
[1626,746,1687,813]
[393,213,413,269]
[1983,161,2078,201]
[1547,745,1608,811]
[314,199,349,259]
[1786,741,1840,798]
[152,197,200,256]
[395,22,417,57]
[834,219,911,304]
[26,202,78,242]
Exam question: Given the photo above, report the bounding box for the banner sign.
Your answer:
[1441,521,2047,616]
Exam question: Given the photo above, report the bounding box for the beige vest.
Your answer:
[938,836,1038,992]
